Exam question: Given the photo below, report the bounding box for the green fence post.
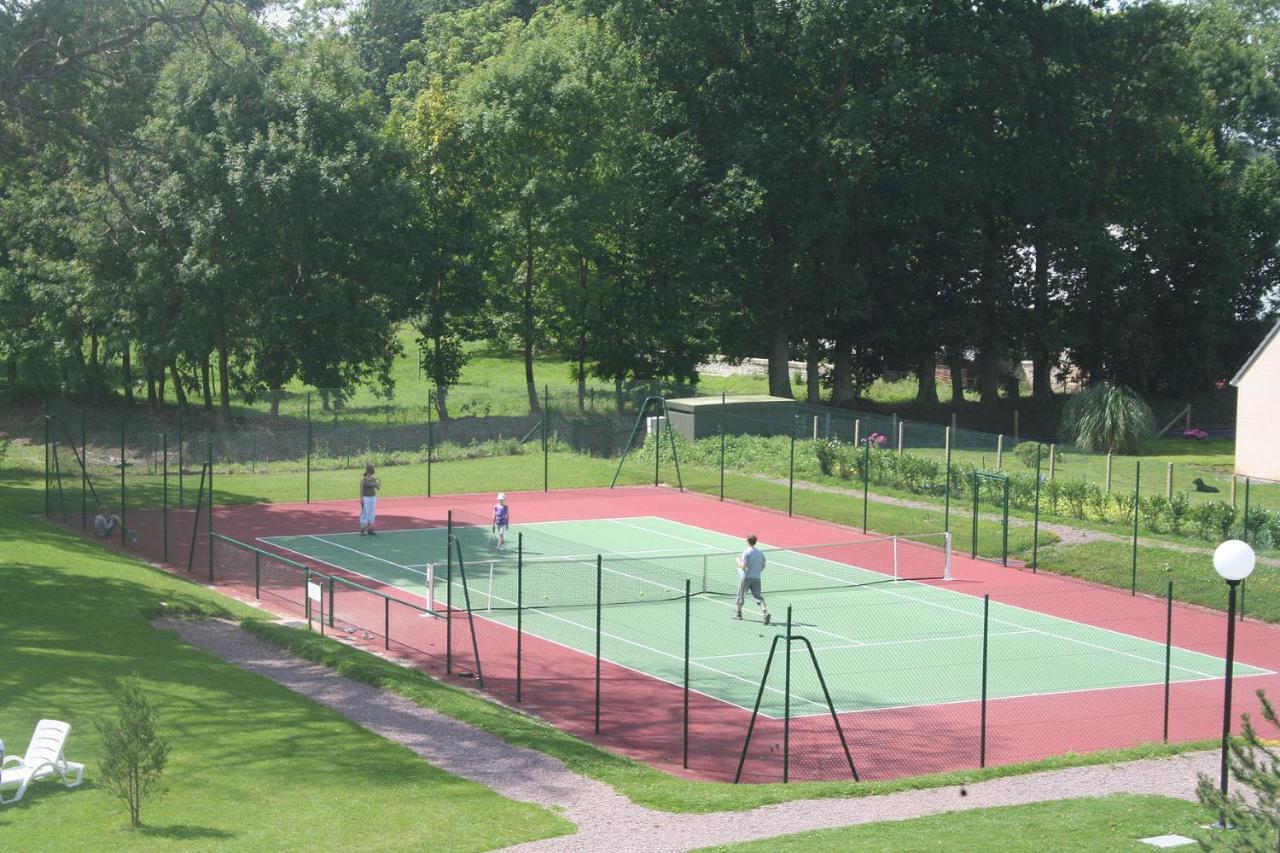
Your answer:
[207,442,215,578]
[516,532,524,703]
[426,389,433,498]
[81,410,87,529]
[719,392,726,501]
[544,385,550,493]
[383,597,389,649]
[162,432,169,563]
[1163,580,1173,742]
[1131,461,1140,596]
[971,472,979,560]
[119,420,127,546]
[980,594,990,767]
[305,393,312,504]
[595,554,603,734]
[177,408,184,508]
[788,414,797,517]
[328,576,335,628]
[683,577,691,770]
[43,404,50,516]
[862,436,870,534]
[1032,444,1042,572]
[254,551,261,599]
[446,513,453,674]
[944,427,952,533]
[654,405,660,487]
[783,605,793,783]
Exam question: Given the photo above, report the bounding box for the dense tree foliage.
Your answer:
[2,0,1279,414]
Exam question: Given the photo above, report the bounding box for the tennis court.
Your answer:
[260,515,1269,720]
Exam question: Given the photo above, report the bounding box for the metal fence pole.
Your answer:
[177,409,184,508]
[595,554,603,734]
[120,420,127,546]
[683,578,691,769]
[446,514,453,674]
[1164,580,1173,742]
[517,533,524,703]
[980,593,990,767]
[306,394,312,504]
[944,427,952,533]
[788,414,797,517]
[862,436,870,534]
[43,405,50,516]
[255,551,261,599]
[544,384,550,493]
[719,392,726,501]
[971,472,979,560]
[784,605,793,783]
[1131,461,1140,596]
[426,389,433,498]
[383,597,389,649]
[80,409,87,527]
[207,442,214,578]
[162,432,169,563]
[1032,444,1042,572]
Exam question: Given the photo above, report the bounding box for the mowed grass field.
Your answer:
[0,471,572,850]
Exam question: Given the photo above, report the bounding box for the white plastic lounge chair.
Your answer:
[0,720,84,805]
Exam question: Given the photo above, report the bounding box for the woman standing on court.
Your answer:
[359,464,381,535]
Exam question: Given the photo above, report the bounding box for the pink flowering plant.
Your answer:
[1182,428,1209,441]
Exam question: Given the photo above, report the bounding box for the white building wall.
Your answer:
[1236,336,1280,481]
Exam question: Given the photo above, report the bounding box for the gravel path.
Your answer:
[158,618,1218,852]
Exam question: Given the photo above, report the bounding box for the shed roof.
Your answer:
[1231,318,1280,387]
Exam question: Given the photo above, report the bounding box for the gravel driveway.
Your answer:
[158,618,1217,852]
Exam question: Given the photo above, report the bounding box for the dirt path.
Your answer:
[159,618,1219,852]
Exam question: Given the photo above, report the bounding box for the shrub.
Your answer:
[1059,383,1156,454]
[1013,441,1045,469]
[1189,501,1237,540]
[96,678,170,828]
[1140,495,1168,532]
[1197,690,1280,850]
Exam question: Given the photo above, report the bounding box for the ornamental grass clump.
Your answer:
[1059,383,1155,454]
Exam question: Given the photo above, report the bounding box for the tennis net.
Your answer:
[456,532,952,611]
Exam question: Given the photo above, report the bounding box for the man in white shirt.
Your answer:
[734,534,771,624]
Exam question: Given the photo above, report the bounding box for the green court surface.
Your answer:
[261,517,1268,719]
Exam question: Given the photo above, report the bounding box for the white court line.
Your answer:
[611,516,1258,681]
[255,538,429,596]
[692,629,1036,662]
[302,535,429,579]
[441,577,828,713]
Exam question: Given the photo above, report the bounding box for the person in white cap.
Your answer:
[492,492,510,550]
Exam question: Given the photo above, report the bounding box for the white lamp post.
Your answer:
[1212,539,1255,814]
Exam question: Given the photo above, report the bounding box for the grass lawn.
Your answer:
[0,475,572,850]
[698,793,1213,851]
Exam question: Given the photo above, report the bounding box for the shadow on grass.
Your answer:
[138,823,237,840]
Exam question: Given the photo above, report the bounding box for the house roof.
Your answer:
[1232,318,1280,386]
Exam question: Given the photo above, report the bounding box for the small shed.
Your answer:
[1230,318,1280,481]
[664,396,798,442]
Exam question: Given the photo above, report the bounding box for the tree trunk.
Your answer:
[200,354,213,412]
[614,375,624,413]
[523,213,540,413]
[1031,236,1054,400]
[577,347,587,414]
[157,364,166,407]
[122,343,134,406]
[767,321,794,399]
[1003,367,1021,400]
[5,352,16,389]
[216,336,230,420]
[89,334,100,401]
[805,338,821,404]
[146,365,157,411]
[948,354,965,404]
[830,336,854,405]
[434,383,448,421]
[168,358,188,410]
[975,349,1000,403]
[916,351,938,406]
[269,388,283,418]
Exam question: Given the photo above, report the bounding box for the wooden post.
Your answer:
[1231,476,1237,508]
[1166,463,1173,500]
[1106,452,1113,493]
[854,418,861,447]
[1013,410,1020,441]
[897,421,905,455]
[996,434,1004,469]
[1049,444,1056,480]
[812,415,818,441]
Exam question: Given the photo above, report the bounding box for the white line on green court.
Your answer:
[692,629,1037,662]
[613,516,1251,681]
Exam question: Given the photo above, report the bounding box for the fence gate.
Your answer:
[972,471,1010,566]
